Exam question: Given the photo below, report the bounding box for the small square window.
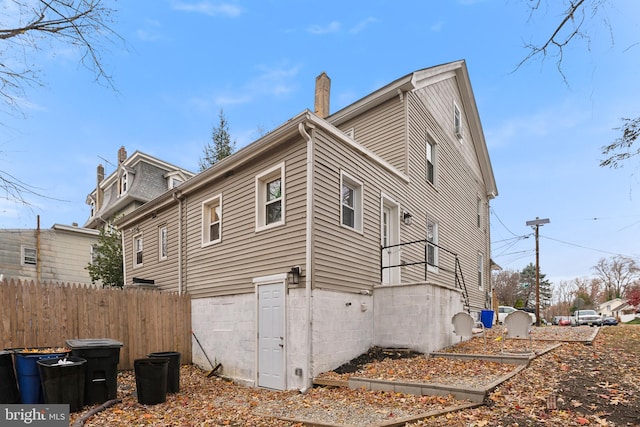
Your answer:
[340,172,363,232]
[256,163,285,231]
[202,195,222,246]
[21,246,37,266]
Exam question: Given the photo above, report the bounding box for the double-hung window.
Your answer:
[340,171,363,232]
[120,171,128,195]
[426,217,438,271]
[202,195,222,246]
[256,163,285,231]
[133,235,143,267]
[159,226,168,260]
[426,139,435,185]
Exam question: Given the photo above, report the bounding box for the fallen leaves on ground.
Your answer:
[68,325,640,427]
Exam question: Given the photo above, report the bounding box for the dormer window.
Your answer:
[169,177,183,189]
[90,200,95,217]
[120,171,128,195]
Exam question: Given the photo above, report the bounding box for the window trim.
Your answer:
[21,245,37,266]
[454,102,463,140]
[340,171,364,233]
[120,171,128,195]
[255,163,285,232]
[133,234,143,268]
[478,252,484,290]
[159,225,168,261]
[426,216,439,273]
[426,137,436,185]
[202,194,223,247]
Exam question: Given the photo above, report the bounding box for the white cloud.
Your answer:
[171,1,243,17]
[430,21,445,32]
[136,19,163,42]
[307,21,341,35]
[349,17,377,34]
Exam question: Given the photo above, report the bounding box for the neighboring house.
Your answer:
[598,298,636,323]
[0,224,99,285]
[84,146,194,229]
[116,60,498,391]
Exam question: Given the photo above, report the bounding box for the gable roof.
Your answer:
[328,60,497,198]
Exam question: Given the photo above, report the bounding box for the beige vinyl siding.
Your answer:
[0,229,97,285]
[181,135,308,298]
[334,97,406,173]
[122,204,181,290]
[312,129,407,293]
[404,82,491,311]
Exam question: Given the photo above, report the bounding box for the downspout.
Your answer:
[298,120,314,392]
[173,190,184,295]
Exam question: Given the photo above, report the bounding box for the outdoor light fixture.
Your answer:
[287,266,301,285]
[402,211,413,226]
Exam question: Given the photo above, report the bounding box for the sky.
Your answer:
[1,0,639,286]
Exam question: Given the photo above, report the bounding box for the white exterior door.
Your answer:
[257,282,285,389]
[381,198,400,285]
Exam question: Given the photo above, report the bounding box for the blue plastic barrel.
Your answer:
[480,310,494,329]
[14,350,69,404]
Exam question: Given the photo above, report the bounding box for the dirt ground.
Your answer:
[69,325,640,426]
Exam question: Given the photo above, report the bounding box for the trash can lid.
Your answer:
[65,339,123,349]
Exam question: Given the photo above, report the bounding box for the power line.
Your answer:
[540,234,636,258]
[490,207,520,237]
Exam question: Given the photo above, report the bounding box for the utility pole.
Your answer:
[525,217,550,327]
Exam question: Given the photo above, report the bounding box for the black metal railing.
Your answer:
[380,239,470,311]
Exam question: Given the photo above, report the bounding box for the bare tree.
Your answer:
[492,269,521,307]
[1,0,121,205]
[593,255,640,301]
[516,0,612,81]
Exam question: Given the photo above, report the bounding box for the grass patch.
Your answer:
[625,317,640,325]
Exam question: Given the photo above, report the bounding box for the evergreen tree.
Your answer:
[199,109,236,171]
[86,225,123,287]
[519,263,552,309]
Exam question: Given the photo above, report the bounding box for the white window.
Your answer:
[478,252,484,290]
[120,171,128,195]
[90,200,95,217]
[477,198,482,228]
[340,171,363,232]
[159,226,168,260]
[454,103,463,139]
[426,139,435,185]
[426,217,438,271]
[169,177,183,189]
[202,194,222,246]
[21,246,37,266]
[133,234,143,267]
[255,163,285,231]
[90,244,97,264]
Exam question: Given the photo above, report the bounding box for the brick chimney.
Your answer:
[118,146,127,165]
[96,164,104,212]
[314,72,331,119]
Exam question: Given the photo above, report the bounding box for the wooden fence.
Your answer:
[0,279,191,370]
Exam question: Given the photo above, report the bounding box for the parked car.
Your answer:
[558,316,571,326]
[602,317,618,326]
[498,306,536,325]
[572,309,603,326]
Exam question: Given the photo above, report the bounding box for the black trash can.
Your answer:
[148,352,180,393]
[134,358,169,405]
[65,339,123,405]
[37,357,86,412]
[0,351,19,403]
